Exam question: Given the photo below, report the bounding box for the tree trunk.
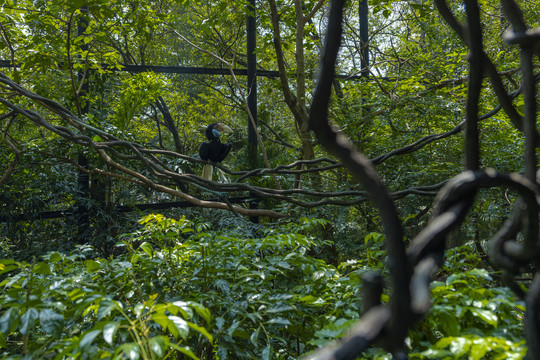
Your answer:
[155,96,183,154]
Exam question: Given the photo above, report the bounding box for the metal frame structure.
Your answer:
[0,1,370,236]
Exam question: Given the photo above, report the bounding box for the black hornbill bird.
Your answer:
[199,123,233,180]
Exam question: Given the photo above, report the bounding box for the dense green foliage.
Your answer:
[0,217,527,359]
[1,0,539,358]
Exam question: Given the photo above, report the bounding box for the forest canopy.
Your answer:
[0,0,539,359]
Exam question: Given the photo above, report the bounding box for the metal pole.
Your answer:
[359,0,369,77]
[247,0,259,223]
[76,6,90,243]
[247,0,257,145]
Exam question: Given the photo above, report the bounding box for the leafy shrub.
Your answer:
[0,220,527,359]
[0,246,210,359]
[409,246,527,359]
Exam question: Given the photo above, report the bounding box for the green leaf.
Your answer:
[0,331,6,348]
[170,300,193,318]
[0,259,19,275]
[187,301,211,324]
[80,329,101,349]
[97,300,117,320]
[19,308,38,335]
[267,305,294,314]
[0,307,20,334]
[250,326,260,346]
[139,242,154,257]
[85,259,101,272]
[187,321,213,342]
[48,252,63,263]
[438,310,460,336]
[266,317,291,326]
[169,316,189,340]
[152,314,170,330]
[469,308,498,327]
[118,342,140,360]
[34,262,52,275]
[315,318,355,339]
[261,344,272,360]
[448,337,471,357]
[149,336,168,357]
[299,295,318,304]
[103,321,119,345]
[168,343,199,360]
[470,339,491,360]
[467,268,492,281]
[39,309,64,337]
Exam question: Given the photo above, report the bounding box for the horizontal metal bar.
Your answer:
[0,196,255,223]
[0,60,366,80]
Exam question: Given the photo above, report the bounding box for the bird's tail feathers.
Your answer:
[202,164,213,180]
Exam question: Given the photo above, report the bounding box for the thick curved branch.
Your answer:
[308,0,409,354]
[0,113,21,187]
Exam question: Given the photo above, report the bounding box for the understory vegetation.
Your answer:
[1,0,539,358]
[0,216,527,359]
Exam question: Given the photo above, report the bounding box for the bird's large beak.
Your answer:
[217,123,233,133]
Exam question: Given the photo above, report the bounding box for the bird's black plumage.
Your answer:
[199,123,232,163]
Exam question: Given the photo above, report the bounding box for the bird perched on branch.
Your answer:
[199,123,233,180]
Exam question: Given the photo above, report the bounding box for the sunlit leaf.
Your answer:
[149,336,168,357]
[469,308,498,327]
[169,316,189,340]
[103,321,119,345]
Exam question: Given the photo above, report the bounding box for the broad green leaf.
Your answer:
[314,318,355,339]
[170,300,192,318]
[168,343,199,360]
[34,262,52,275]
[97,300,117,320]
[299,295,317,303]
[250,326,260,346]
[0,260,19,275]
[470,339,491,360]
[19,308,38,335]
[152,314,170,330]
[187,301,211,324]
[0,307,20,334]
[261,344,272,360]
[39,309,64,337]
[103,321,119,345]
[149,336,168,357]
[266,317,291,326]
[467,268,493,281]
[215,316,225,330]
[169,316,189,340]
[48,252,63,263]
[85,259,101,272]
[436,310,460,336]
[80,329,101,349]
[267,305,294,313]
[188,321,212,342]
[448,337,471,357]
[139,242,154,258]
[227,320,241,336]
[469,308,498,327]
[118,342,140,360]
